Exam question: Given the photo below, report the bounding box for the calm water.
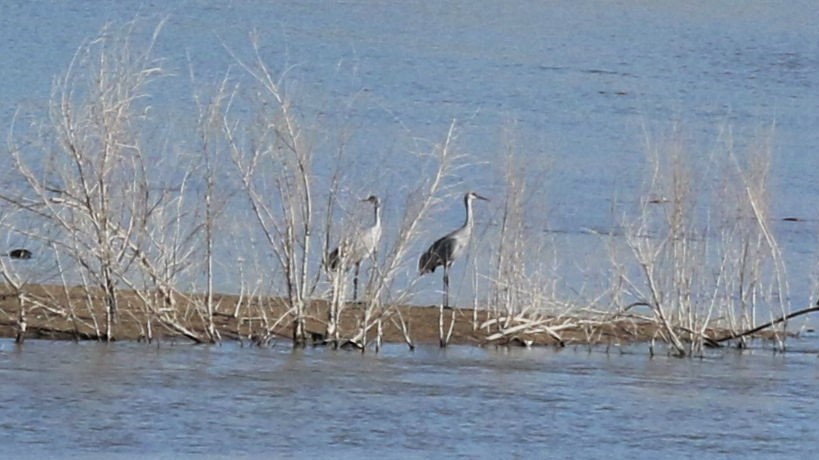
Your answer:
[2,1,819,457]
[2,338,819,458]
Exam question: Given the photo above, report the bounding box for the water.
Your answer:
[2,1,819,456]
[1,338,819,458]
[2,1,819,306]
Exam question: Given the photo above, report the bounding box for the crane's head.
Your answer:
[362,195,380,206]
[465,191,489,203]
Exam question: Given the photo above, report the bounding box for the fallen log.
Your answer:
[713,303,819,344]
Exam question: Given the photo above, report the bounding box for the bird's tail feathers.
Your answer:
[418,251,439,275]
[327,247,341,271]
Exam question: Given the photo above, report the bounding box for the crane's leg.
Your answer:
[443,265,450,310]
[439,265,450,348]
[353,262,361,303]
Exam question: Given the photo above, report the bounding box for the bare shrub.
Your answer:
[223,34,321,346]
[478,128,566,346]
[2,20,226,343]
[0,21,170,340]
[714,126,789,347]
[614,126,787,356]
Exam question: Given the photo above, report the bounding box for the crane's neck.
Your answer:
[462,195,473,230]
[373,201,381,229]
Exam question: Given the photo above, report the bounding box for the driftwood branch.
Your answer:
[714,303,819,344]
[482,317,566,346]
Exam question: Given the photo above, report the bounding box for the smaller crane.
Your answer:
[327,195,382,302]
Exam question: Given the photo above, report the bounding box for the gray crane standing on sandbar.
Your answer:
[419,191,489,310]
[327,195,382,302]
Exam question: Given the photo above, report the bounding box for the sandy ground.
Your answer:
[0,283,671,347]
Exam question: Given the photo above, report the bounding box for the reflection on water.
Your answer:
[1,339,818,458]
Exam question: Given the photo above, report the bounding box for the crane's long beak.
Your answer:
[475,194,489,202]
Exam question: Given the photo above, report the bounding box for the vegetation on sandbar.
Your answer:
[0,20,814,357]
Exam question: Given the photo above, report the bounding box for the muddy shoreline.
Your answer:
[0,284,802,350]
[0,284,662,347]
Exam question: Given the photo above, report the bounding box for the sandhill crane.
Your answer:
[419,191,488,310]
[327,195,382,301]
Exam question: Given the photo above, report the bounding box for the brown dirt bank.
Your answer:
[0,283,801,348]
